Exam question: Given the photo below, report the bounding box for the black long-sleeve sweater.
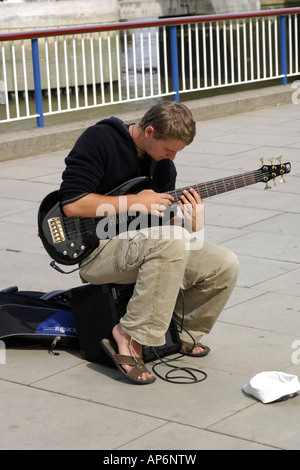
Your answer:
[59,117,177,206]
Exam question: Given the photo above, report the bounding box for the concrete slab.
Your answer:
[206,128,300,147]
[222,291,300,336]
[225,285,265,309]
[208,395,300,450]
[0,197,38,218]
[0,347,83,385]
[208,187,300,213]
[223,231,300,263]
[233,254,295,287]
[0,207,40,226]
[0,221,42,253]
[0,180,57,202]
[187,139,257,157]
[31,362,248,429]
[0,380,165,451]
[118,422,274,450]
[201,153,288,173]
[204,202,281,228]
[0,159,62,179]
[203,225,242,244]
[0,250,81,291]
[197,321,297,376]
[175,166,239,185]
[254,267,300,297]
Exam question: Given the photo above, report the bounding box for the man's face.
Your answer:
[144,126,186,162]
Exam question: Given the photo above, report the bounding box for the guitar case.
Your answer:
[0,284,181,364]
[0,286,78,351]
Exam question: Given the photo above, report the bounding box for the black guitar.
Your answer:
[38,159,291,266]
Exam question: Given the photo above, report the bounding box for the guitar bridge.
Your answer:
[48,217,66,244]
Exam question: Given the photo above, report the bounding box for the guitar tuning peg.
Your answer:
[280,175,286,183]
[276,156,283,165]
[265,182,272,190]
[268,157,274,165]
[273,177,276,186]
[260,158,264,165]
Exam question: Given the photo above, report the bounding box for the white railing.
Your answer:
[0,8,299,128]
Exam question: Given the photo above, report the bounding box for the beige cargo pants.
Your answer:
[80,225,239,347]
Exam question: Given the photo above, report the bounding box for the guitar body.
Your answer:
[37,176,150,266]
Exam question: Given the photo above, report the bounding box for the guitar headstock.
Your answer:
[257,156,291,189]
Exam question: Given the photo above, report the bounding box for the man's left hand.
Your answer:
[178,187,204,233]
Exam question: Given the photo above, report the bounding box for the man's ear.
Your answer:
[145,125,155,138]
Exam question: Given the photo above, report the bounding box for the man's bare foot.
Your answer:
[112,323,154,382]
[180,343,205,355]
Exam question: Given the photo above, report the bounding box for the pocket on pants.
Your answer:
[117,230,149,272]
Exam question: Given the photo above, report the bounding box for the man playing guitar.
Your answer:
[59,102,239,384]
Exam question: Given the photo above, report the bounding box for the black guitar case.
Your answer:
[0,286,78,351]
[0,284,181,364]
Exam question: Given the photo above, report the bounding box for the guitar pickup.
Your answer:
[48,217,66,244]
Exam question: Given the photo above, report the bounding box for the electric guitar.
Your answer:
[38,158,291,266]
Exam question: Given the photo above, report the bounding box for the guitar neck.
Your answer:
[170,170,257,202]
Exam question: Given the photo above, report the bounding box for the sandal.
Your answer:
[101,338,156,385]
[180,340,210,357]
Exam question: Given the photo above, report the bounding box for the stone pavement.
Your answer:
[0,96,300,451]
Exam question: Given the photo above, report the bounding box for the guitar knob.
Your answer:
[72,253,78,258]
[63,250,67,256]
[70,242,75,248]
[80,245,86,251]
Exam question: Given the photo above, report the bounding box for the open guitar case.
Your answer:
[0,283,181,365]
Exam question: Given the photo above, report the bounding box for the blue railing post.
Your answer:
[280,15,288,85]
[31,38,44,127]
[170,25,180,101]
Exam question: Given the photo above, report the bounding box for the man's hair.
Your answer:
[138,101,196,145]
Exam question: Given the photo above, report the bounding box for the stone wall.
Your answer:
[0,1,119,32]
[0,0,119,92]
[118,0,262,20]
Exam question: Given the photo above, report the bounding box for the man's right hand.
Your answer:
[129,189,174,218]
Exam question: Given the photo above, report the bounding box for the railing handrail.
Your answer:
[1,7,300,42]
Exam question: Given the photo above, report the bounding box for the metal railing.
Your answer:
[0,7,300,128]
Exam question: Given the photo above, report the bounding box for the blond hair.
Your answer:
[138,102,196,145]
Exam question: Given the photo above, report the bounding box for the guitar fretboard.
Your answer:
[170,170,257,202]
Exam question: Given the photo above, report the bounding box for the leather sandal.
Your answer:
[101,338,156,385]
[180,340,210,357]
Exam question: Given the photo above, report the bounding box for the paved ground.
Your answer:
[0,94,300,451]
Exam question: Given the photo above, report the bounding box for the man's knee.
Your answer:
[220,247,239,284]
